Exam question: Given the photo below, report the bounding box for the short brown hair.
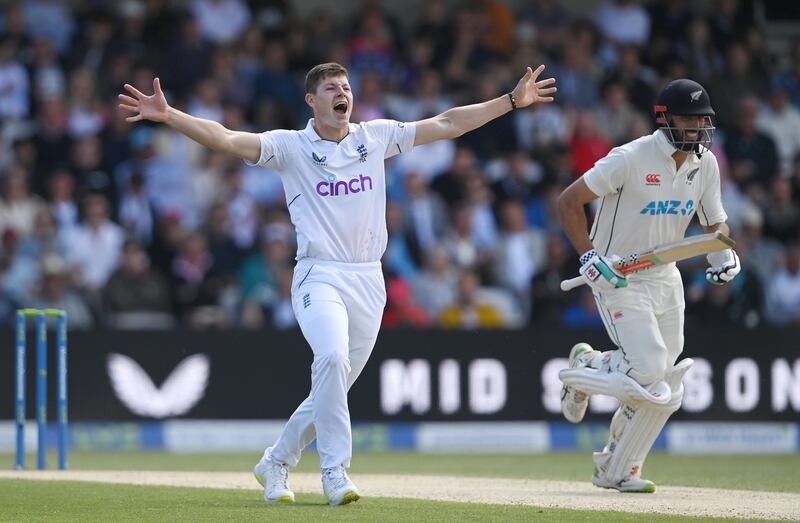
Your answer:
[304,63,349,94]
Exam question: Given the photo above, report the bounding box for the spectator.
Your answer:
[764,243,800,326]
[518,0,570,57]
[490,151,547,208]
[550,24,601,108]
[163,14,212,98]
[724,96,779,198]
[268,268,297,330]
[62,193,125,292]
[0,38,30,120]
[0,255,21,327]
[33,99,72,178]
[70,135,116,207]
[757,81,800,177]
[204,201,244,278]
[411,245,458,319]
[117,170,155,245]
[763,177,800,244]
[67,67,108,138]
[616,45,659,115]
[103,239,173,329]
[493,199,547,296]
[570,110,612,177]
[22,0,75,55]
[7,207,66,302]
[675,17,723,82]
[430,147,478,206]
[403,172,449,258]
[223,165,259,251]
[0,165,46,238]
[595,77,640,146]
[513,98,569,155]
[382,276,430,328]
[441,203,493,276]
[530,234,579,323]
[710,43,767,131]
[685,244,763,329]
[31,38,66,105]
[772,37,800,108]
[239,222,294,327]
[439,270,506,328]
[561,287,604,328]
[735,202,783,286]
[30,254,94,329]
[190,0,251,46]
[170,231,226,327]
[594,0,651,66]
[47,168,79,230]
[384,201,419,279]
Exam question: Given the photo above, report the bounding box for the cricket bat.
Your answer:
[560,231,736,291]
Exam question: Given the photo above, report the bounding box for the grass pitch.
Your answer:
[1,451,798,522]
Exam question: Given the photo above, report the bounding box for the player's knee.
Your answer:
[316,350,350,370]
[629,360,666,387]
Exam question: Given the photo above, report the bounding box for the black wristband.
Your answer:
[507,92,517,110]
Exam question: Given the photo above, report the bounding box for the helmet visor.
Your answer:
[658,113,715,152]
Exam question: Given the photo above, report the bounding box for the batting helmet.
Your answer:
[654,79,716,153]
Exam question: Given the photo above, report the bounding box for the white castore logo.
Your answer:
[107,353,209,418]
[690,90,702,102]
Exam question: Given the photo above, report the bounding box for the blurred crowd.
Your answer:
[0,0,799,330]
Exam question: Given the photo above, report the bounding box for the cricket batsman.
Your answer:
[556,79,740,492]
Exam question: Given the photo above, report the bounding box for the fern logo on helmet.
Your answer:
[690,90,703,102]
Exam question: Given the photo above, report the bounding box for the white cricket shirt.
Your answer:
[246,119,416,263]
[583,129,727,276]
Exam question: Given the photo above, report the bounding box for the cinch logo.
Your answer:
[645,173,661,185]
[640,199,694,216]
[316,174,374,197]
[312,152,327,166]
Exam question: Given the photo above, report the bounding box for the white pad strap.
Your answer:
[595,358,694,482]
[559,366,671,405]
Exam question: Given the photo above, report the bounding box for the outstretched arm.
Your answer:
[413,65,556,147]
[118,78,261,164]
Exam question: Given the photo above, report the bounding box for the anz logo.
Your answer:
[640,199,694,216]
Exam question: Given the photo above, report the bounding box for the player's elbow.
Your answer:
[557,189,577,216]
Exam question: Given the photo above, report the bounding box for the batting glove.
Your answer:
[706,248,740,285]
[578,249,627,292]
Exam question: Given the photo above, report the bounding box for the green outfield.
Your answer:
[1,451,798,522]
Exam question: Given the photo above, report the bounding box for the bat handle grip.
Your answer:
[560,275,586,292]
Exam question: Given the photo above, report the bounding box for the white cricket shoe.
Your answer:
[322,465,360,506]
[592,470,656,493]
[253,448,295,504]
[560,342,595,423]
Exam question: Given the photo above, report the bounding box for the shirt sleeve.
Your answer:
[363,119,417,159]
[697,153,728,226]
[581,146,630,197]
[243,130,295,171]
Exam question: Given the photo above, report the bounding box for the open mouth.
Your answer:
[334,101,348,114]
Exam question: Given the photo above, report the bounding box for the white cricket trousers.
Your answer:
[593,267,685,385]
[270,258,386,470]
